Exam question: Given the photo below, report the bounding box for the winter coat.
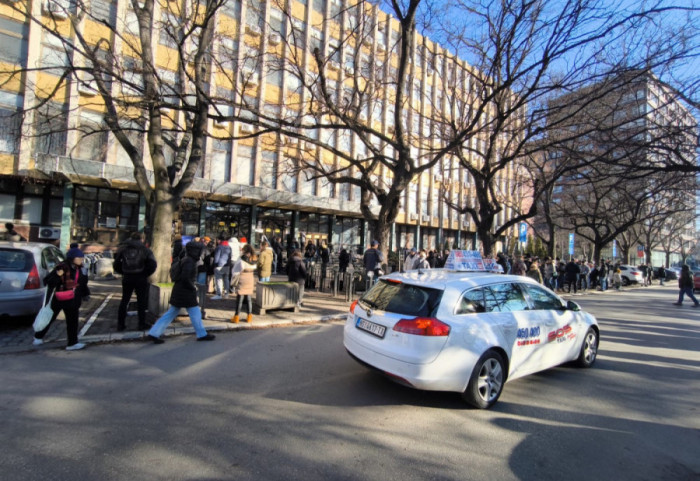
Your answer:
[213,242,232,268]
[679,269,694,289]
[415,257,430,270]
[363,248,384,273]
[169,243,203,308]
[44,261,90,308]
[526,267,543,284]
[564,261,580,281]
[235,256,256,295]
[228,238,241,264]
[338,250,351,272]
[257,248,274,279]
[287,253,307,284]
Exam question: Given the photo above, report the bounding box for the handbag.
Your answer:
[33,289,55,332]
[55,269,79,301]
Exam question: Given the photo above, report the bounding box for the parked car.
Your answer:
[344,253,600,409]
[617,265,644,285]
[655,267,678,281]
[0,242,65,320]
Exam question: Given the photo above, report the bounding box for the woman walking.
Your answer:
[147,241,216,343]
[33,245,90,350]
[232,244,257,323]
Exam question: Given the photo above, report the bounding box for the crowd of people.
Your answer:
[26,233,697,351]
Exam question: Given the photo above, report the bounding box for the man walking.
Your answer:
[673,265,699,307]
[211,237,232,300]
[363,240,384,285]
[114,232,157,331]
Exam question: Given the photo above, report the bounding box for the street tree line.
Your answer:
[1,0,698,280]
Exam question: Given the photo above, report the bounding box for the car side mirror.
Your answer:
[566,300,581,312]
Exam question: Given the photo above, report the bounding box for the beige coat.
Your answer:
[257,248,273,279]
[235,259,256,295]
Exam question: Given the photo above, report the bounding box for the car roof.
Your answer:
[0,241,60,253]
[382,268,538,291]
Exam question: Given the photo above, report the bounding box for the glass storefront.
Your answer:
[257,208,292,245]
[333,216,362,254]
[203,201,251,240]
[298,212,331,247]
[73,186,140,244]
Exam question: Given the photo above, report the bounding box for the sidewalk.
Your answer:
[0,275,673,354]
[1,274,352,354]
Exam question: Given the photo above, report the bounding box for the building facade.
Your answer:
[0,0,521,256]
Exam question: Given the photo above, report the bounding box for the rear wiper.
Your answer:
[360,299,379,309]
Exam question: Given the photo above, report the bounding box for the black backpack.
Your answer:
[121,246,146,274]
[170,255,184,282]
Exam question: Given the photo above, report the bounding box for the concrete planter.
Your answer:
[255,282,299,314]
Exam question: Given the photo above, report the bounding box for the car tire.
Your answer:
[622,277,629,286]
[575,328,598,368]
[462,350,506,409]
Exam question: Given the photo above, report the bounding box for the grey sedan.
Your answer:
[0,242,65,320]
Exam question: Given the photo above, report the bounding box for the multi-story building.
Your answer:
[0,0,521,255]
[543,70,697,264]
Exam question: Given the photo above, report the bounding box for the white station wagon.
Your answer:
[344,252,600,409]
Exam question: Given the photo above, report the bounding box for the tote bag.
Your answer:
[33,289,55,332]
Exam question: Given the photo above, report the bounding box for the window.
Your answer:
[310,27,324,52]
[456,288,486,314]
[221,0,242,18]
[0,91,23,154]
[266,65,284,87]
[269,8,286,35]
[523,284,564,310]
[73,110,108,161]
[260,150,278,189]
[361,280,443,317]
[236,144,254,185]
[0,16,28,66]
[291,18,306,50]
[90,0,116,26]
[34,102,68,156]
[312,0,325,14]
[39,32,69,75]
[211,139,231,182]
[484,283,529,312]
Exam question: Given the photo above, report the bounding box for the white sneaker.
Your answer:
[32,338,43,346]
[210,295,222,300]
[65,342,86,351]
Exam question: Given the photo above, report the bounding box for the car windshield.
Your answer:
[360,280,443,317]
[0,249,34,272]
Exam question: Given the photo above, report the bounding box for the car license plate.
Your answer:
[356,318,386,338]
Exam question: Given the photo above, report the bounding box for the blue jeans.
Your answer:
[600,277,608,291]
[677,287,699,305]
[148,305,208,338]
[259,276,270,283]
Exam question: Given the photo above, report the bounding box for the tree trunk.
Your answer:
[149,190,176,284]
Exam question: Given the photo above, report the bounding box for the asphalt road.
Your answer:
[1,286,698,481]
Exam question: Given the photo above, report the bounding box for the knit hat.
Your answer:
[240,237,247,244]
[66,246,85,260]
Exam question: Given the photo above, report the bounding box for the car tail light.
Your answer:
[350,299,358,313]
[393,317,451,336]
[24,264,41,290]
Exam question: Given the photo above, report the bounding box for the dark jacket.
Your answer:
[114,238,157,278]
[679,268,694,289]
[287,254,307,284]
[564,261,581,281]
[339,249,351,272]
[170,243,203,308]
[363,247,384,273]
[213,242,232,268]
[44,261,89,306]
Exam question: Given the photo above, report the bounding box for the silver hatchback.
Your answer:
[0,242,66,320]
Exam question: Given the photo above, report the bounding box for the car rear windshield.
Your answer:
[0,249,34,272]
[360,280,443,317]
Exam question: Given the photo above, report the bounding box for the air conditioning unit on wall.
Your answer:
[39,226,61,239]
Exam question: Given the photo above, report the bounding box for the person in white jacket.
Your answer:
[228,237,241,294]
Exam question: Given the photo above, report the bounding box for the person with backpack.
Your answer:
[147,241,215,343]
[114,232,158,331]
[33,245,90,350]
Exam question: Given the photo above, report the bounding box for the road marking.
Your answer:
[79,294,113,337]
